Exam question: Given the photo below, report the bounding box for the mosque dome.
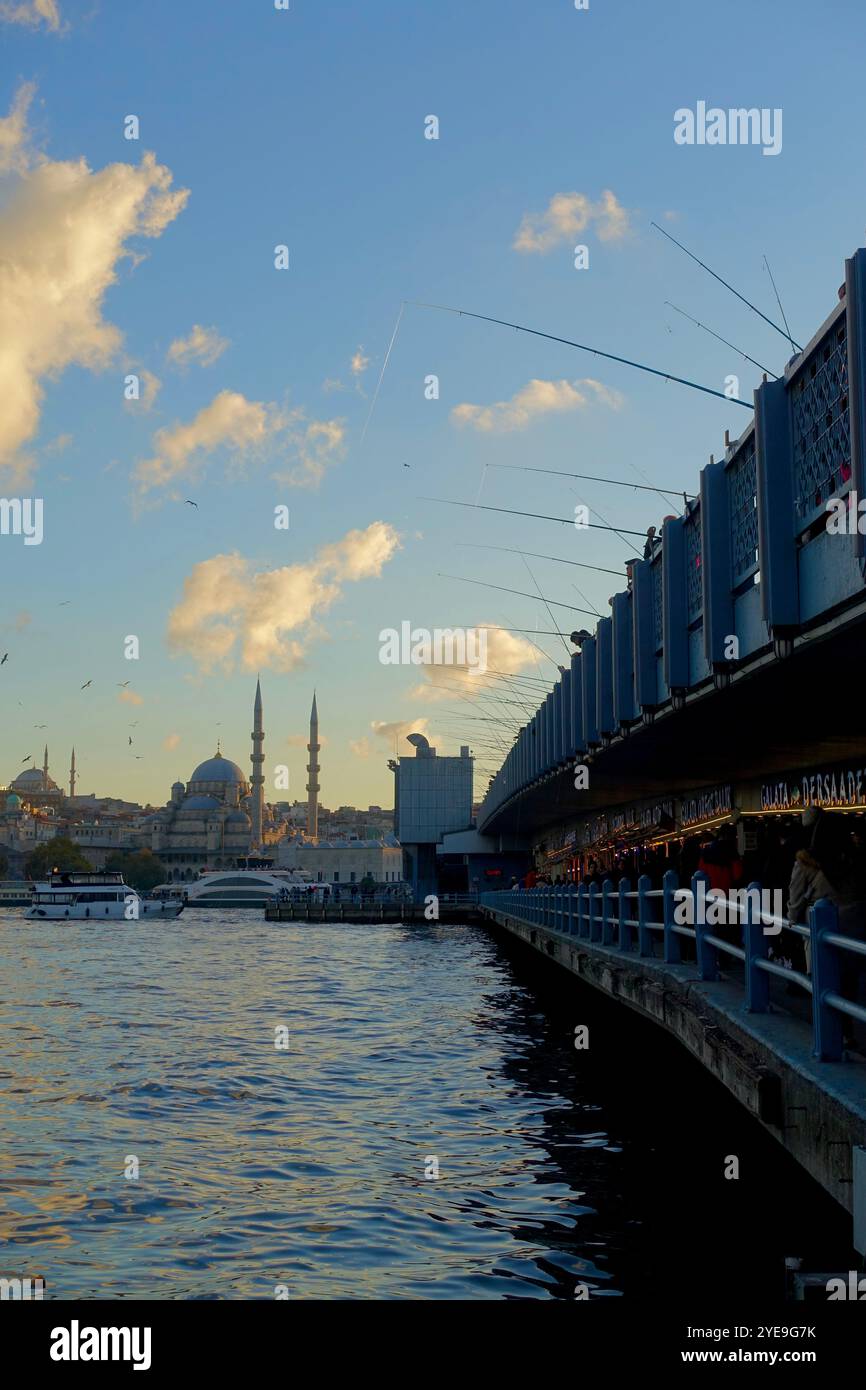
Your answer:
[180,795,221,813]
[11,767,58,792]
[4,792,21,809]
[189,752,247,787]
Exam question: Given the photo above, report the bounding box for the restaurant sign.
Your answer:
[761,765,866,812]
[681,785,732,828]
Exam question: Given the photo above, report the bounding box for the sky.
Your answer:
[1,0,864,811]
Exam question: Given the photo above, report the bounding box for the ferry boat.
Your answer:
[26,871,183,921]
[162,867,311,909]
[0,880,34,907]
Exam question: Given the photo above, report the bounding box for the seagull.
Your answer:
[58,601,71,606]
[402,463,411,468]
[0,653,8,665]
[129,721,139,728]
[133,755,143,760]
[118,681,130,687]
[21,754,31,761]
[34,724,46,729]
[185,499,198,508]
[128,736,132,746]
[80,680,92,689]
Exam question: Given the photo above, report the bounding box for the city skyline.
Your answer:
[2,0,864,806]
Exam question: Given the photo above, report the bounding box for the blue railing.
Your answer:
[480,873,866,1063]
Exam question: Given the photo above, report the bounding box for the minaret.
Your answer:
[306,691,320,840]
[43,745,49,792]
[69,748,76,799]
[250,677,265,850]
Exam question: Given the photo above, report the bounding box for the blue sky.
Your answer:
[1,0,864,808]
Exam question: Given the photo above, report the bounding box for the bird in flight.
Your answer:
[58,601,71,606]
[0,653,8,665]
[21,754,30,761]
[128,736,133,746]
[118,681,130,687]
[185,499,198,508]
[133,755,143,760]
[34,724,46,729]
[403,463,411,468]
[129,721,139,728]
[80,680,92,689]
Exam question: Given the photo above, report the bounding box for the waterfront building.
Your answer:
[274,835,403,886]
[389,734,474,898]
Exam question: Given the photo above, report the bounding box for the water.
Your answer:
[0,912,851,1300]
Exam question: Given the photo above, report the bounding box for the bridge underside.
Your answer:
[481,610,866,838]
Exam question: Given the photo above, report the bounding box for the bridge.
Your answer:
[470,243,866,1257]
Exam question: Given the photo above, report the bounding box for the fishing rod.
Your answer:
[437,572,599,615]
[488,461,693,501]
[461,622,579,636]
[421,496,649,535]
[762,256,797,355]
[522,554,579,655]
[407,300,754,408]
[455,542,626,578]
[665,301,777,378]
[650,222,802,351]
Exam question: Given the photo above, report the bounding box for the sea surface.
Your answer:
[0,910,851,1300]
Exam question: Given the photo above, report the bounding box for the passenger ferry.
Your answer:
[26,871,184,921]
[159,867,311,909]
[0,880,34,907]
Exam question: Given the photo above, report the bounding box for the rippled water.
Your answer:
[0,911,850,1299]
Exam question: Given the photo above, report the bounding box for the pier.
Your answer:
[481,879,866,1251]
[264,892,483,924]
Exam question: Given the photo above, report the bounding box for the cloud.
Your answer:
[350,347,370,377]
[167,324,229,369]
[273,411,346,488]
[410,624,539,701]
[168,520,401,674]
[118,689,144,706]
[0,85,188,484]
[0,82,35,174]
[134,391,346,497]
[349,737,371,758]
[370,718,430,745]
[162,733,181,751]
[285,732,329,749]
[0,0,61,31]
[134,389,284,496]
[513,190,630,253]
[451,377,623,433]
[14,609,31,632]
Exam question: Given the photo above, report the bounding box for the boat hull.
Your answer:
[26,901,184,921]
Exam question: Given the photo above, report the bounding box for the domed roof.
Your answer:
[225,809,250,824]
[5,792,21,808]
[189,752,246,785]
[180,794,221,812]
[12,767,57,790]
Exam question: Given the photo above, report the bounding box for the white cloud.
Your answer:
[349,737,371,758]
[134,389,283,496]
[370,718,430,746]
[0,82,34,174]
[162,733,181,751]
[168,521,401,674]
[0,85,188,484]
[451,377,623,433]
[167,324,229,369]
[119,689,144,706]
[410,624,539,701]
[350,347,370,377]
[0,0,61,30]
[134,392,346,498]
[513,190,630,253]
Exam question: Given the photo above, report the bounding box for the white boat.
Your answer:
[0,880,34,907]
[26,871,183,921]
[172,867,309,909]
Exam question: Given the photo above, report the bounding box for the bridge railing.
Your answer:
[481,873,866,1062]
